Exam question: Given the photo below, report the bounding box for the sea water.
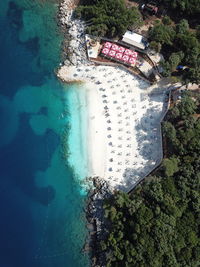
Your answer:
[0,1,89,266]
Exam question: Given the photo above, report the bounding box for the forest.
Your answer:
[160,0,200,15]
[149,17,200,84]
[147,0,200,84]
[74,0,142,37]
[99,92,200,267]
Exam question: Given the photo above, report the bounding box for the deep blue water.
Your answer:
[0,1,89,267]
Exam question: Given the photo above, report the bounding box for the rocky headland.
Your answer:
[85,177,113,267]
[58,0,90,66]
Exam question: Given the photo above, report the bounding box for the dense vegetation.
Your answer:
[161,0,200,15]
[149,16,200,84]
[100,93,200,267]
[75,0,142,37]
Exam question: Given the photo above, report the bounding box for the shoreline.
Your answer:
[56,1,170,266]
[56,2,114,264]
[57,65,169,191]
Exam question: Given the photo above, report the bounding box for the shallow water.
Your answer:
[0,1,89,266]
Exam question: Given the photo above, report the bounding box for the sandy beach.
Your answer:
[58,65,169,191]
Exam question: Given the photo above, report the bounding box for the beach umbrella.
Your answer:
[115,52,123,60]
[102,47,110,55]
[129,57,136,65]
[107,127,111,130]
[111,44,119,51]
[124,49,133,56]
[108,167,113,171]
[104,42,112,48]
[122,54,129,62]
[118,46,125,53]
[109,50,116,57]
[132,51,138,58]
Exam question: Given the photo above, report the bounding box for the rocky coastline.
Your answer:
[57,0,90,66]
[57,1,113,266]
[85,177,113,267]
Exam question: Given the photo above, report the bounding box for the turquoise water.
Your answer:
[0,1,89,266]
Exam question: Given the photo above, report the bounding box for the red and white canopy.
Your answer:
[118,46,125,53]
[104,42,112,48]
[101,42,138,64]
[129,57,136,65]
[102,48,110,55]
[132,51,138,58]
[111,44,119,51]
[122,54,129,62]
[115,52,123,60]
[109,50,116,57]
[124,49,133,56]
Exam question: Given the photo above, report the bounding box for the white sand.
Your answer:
[57,65,169,191]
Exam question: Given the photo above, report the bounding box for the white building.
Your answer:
[122,31,148,50]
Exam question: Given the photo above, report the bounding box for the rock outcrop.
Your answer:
[58,0,90,66]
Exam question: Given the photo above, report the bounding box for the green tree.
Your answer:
[177,93,197,118]
[162,121,177,142]
[162,157,180,177]
[149,41,162,53]
[162,0,200,15]
[162,16,173,25]
[75,0,142,37]
[149,22,176,45]
[176,19,189,34]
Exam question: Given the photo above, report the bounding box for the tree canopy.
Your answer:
[75,0,142,37]
[149,17,200,83]
[162,0,200,15]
